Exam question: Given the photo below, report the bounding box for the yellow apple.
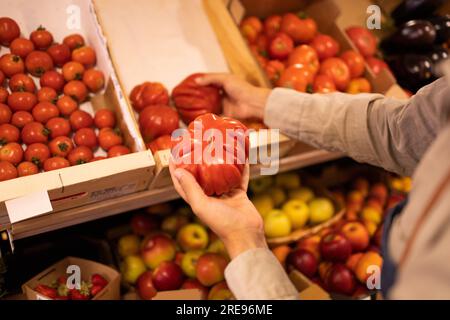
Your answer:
[270,187,287,207]
[360,207,382,225]
[207,239,228,258]
[390,177,404,192]
[181,250,203,278]
[264,210,292,238]
[118,234,140,257]
[249,176,274,194]
[282,199,310,229]
[251,194,274,218]
[121,255,147,284]
[402,177,412,192]
[275,173,301,190]
[176,224,209,251]
[288,187,315,202]
[309,198,335,225]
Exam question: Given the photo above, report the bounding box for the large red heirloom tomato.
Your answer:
[139,105,179,142]
[172,73,222,125]
[173,113,249,196]
[130,82,169,112]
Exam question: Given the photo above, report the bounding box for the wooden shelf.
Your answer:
[10,146,343,240]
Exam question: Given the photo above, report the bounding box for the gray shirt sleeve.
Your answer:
[264,77,449,176]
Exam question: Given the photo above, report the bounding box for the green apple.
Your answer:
[275,172,301,190]
[121,255,147,284]
[282,199,310,229]
[249,176,274,194]
[309,198,335,225]
[264,210,292,238]
[270,187,287,207]
[176,223,209,252]
[289,187,315,202]
[251,194,274,218]
[181,250,203,278]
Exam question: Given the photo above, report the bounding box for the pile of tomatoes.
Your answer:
[0,17,128,182]
[240,13,389,94]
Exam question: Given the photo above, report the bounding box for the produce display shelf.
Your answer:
[10,147,343,240]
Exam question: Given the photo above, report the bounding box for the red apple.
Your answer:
[327,264,356,296]
[346,253,363,272]
[320,232,352,262]
[365,197,383,213]
[353,284,369,299]
[181,279,208,300]
[352,178,369,197]
[136,271,157,300]
[208,281,234,300]
[152,261,184,291]
[287,248,318,278]
[369,183,388,205]
[141,234,176,269]
[196,253,228,287]
[297,235,321,260]
[131,213,157,236]
[340,221,370,252]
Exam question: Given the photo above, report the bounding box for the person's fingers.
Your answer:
[169,160,188,202]
[195,73,231,87]
[172,168,207,209]
[240,163,250,192]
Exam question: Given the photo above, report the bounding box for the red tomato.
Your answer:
[25,51,54,77]
[98,127,123,151]
[0,142,23,165]
[173,113,249,196]
[172,73,222,124]
[319,58,351,91]
[139,105,179,142]
[47,43,71,67]
[24,143,50,167]
[21,122,50,144]
[0,123,20,145]
[9,73,36,93]
[11,111,33,128]
[146,135,172,153]
[310,34,340,61]
[346,26,377,58]
[264,15,282,39]
[366,57,390,75]
[40,70,65,92]
[107,145,130,158]
[72,46,96,68]
[0,160,17,181]
[255,34,269,56]
[265,60,285,85]
[340,50,365,79]
[7,92,37,111]
[63,80,88,103]
[63,34,85,51]
[32,101,60,123]
[30,27,54,50]
[287,45,319,74]
[56,95,78,116]
[10,38,35,59]
[67,146,93,165]
[49,136,74,157]
[94,108,116,129]
[74,127,97,149]
[43,157,70,171]
[46,117,71,138]
[17,161,39,177]
[0,54,25,77]
[0,88,8,104]
[346,78,372,94]
[90,156,107,162]
[0,103,12,124]
[83,69,104,93]
[240,16,263,44]
[37,87,58,103]
[281,13,317,44]
[277,66,313,92]
[0,70,4,85]
[0,18,20,46]
[69,110,93,130]
[129,82,170,112]
[62,61,85,81]
[268,32,294,60]
[254,52,268,68]
[313,74,337,93]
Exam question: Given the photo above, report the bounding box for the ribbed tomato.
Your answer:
[129,82,169,112]
[139,105,179,142]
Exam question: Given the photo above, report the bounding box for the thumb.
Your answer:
[195,73,229,87]
[173,168,206,206]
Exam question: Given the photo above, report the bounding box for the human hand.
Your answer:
[169,160,267,260]
[195,73,271,121]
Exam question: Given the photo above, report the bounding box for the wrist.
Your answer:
[251,88,271,119]
[223,231,268,260]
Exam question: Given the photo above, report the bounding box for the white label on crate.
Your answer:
[5,191,53,224]
[36,294,51,301]
[89,183,137,202]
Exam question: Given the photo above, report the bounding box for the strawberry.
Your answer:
[35,284,57,299]
[69,289,90,300]
[57,275,68,285]
[54,295,69,300]
[90,285,104,297]
[91,274,108,287]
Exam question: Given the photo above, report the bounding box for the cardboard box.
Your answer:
[123,289,204,301]
[0,0,155,227]
[22,257,120,300]
[289,270,330,300]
